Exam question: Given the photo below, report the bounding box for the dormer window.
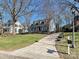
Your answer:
[36,23,38,25]
[41,21,44,24]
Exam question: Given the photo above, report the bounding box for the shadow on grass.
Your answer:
[47,49,68,55]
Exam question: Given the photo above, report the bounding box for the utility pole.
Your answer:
[71,0,79,48]
[72,12,75,48]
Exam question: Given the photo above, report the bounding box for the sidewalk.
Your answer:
[10,33,60,59]
[0,33,60,59]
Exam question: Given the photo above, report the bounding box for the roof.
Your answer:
[15,21,22,26]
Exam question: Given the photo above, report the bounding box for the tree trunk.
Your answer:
[12,16,16,35]
[13,21,16,35]
[55,23,60,32]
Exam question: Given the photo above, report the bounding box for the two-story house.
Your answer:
[30,19,48,32]
[30,19,56,33]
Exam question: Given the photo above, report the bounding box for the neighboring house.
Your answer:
[74,16,79,25]
[3,21,27,34]
[49,19,56,32]
[30,19,56,33]
[62,16,79,32]
[74,16,79,31]
[9,21,24,34]
[22,25,29,33]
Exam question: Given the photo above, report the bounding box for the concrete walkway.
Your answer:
[0,33,60,59]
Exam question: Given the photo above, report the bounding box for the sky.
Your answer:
[0,0,47,24]
[0,0,79,26]
[26,0,79,26]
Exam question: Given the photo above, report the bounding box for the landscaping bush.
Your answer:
[57,33,64,41]
[58,33,64,38]
[62,24,72,32]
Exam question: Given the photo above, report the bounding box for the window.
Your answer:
[15,29,17,32]
[36,23,38,25]
[41,22,44,24]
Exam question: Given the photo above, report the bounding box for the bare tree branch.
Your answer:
[15,0,23,16]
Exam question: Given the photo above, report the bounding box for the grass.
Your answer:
[56,32,79,59]
[0,34,46,51]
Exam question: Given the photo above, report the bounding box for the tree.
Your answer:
[0,12,3,34]
[2,0,38,35]
[24,13,32,32]
[42,0,72,32]
[61,0,79,48]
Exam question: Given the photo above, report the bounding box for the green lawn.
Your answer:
[56,32,79,59]
[0,34,46,51]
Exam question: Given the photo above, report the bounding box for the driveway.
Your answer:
[0,33,60,59]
